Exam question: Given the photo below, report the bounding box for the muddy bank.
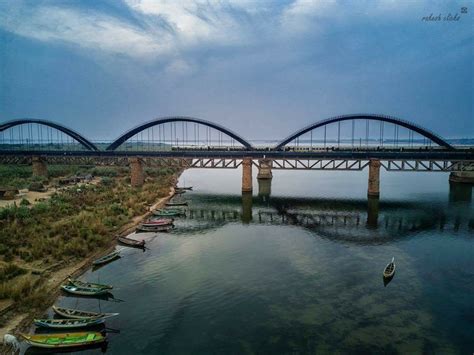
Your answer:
[0,174,181,352]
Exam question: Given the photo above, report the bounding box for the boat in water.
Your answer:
[34,317,105,329]
[153,209,185,217]
[21,332,106,349]
[142,218,174,227]
[60,285,110,297]
[68,278,113,290]
[176,186,193,190]
[136,224,172,233]
[92,250,121,266]
[117,236,145,248]
[383,257,396,279]
[52,305,119,320]
[166,201,188,207]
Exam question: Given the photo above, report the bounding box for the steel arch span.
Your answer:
[0,119,99,151]
[106,116,253,151]
[275,114,455,150]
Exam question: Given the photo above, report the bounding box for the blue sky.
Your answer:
[0,0,472,140]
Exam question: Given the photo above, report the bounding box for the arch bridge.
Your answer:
[0,114,473,195]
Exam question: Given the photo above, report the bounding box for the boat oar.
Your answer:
[104,327,121,334]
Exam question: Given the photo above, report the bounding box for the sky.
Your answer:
[0,0,472,141]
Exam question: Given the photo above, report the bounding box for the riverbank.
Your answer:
[0,166,182,351]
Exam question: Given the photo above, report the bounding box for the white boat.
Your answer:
[383,257,396,278]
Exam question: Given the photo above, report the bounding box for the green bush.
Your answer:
[20,198,30,206]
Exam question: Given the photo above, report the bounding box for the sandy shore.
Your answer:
[0,175,179,350]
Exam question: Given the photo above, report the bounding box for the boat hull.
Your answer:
[52,305,118,320]
[21,332,105,349]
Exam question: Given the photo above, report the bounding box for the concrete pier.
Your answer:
[257,159,273,180]
[32,156,48,178]
[242,158,253,193]
[130,157,145,187]
[367,159,381,198]
[449,171,474,184]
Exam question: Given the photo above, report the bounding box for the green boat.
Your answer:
[21,332,105,349]
[68,277,113,290]
[60,285,110,296]
[152,209,185,217]
[92,250,121,266]
[34,317,104,329]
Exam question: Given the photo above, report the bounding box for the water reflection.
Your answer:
[257,178,272,202]
[182,193,473,245]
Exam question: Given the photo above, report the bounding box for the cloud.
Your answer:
[0,4,174,59]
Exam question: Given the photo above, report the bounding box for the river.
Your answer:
[24,169,473,354]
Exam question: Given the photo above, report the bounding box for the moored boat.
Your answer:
[52,305,119,320]
[60,285,110,297]
[142,218,174,227]
[166,201,188,206]
[68,278,113,290]
[152,209,185,217]
[383,257,396,278]
[136,224,172,233]
[92,250,120,266]
[34,317,104,329]
[21,332,105,349]
[117,236,145,248]
[176,186,193,190]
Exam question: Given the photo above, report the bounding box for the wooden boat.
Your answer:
[142,218,174,227]
[21,332,105,349]
[153,209,185,217]
[92,250,120,266]
[34,317,104,329]
[176,186,193,190]
[166,201,188,207]
[68,278,112,290]
[52,305,119,320]
[383,257,396,278]
[60,285,110,296]
[117,235,145,248]
[136,224,172,233]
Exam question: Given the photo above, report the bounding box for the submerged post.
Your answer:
[32,156,48,178]
[130,157,145,187]
[257,159,273,180]
[242,158,253,193]
[367,159,381,198]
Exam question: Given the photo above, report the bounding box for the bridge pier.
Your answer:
[32,156,48,178]
[257,159,273,180]
[242,158,253,193]
[367,159,381,198]
[130,157,145,187]
[449,171,474,185]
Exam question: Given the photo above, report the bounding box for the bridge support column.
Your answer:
[449,171,474,185]
[257,159,273,180]
[242,158,253,193]
[367,159,381,198]
[130,157,145,187]
[32,156,48,178]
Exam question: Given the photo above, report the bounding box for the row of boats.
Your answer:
[20,187,192,349]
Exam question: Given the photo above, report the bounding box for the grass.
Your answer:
[0,164,181,309]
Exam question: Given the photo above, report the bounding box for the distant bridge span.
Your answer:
[275,114,455,150]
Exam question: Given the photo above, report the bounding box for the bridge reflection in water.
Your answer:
[173,187,473,245]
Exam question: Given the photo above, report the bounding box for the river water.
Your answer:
[25,169,473,354]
